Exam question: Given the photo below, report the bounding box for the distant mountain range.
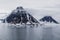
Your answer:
[0,6,59,24]
[40,16,59,24]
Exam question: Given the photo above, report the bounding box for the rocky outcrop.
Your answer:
[40,16,59,24]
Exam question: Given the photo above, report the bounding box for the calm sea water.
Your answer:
[0,23,60,40]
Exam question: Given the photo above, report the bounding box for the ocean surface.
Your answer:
[0,23,60,40]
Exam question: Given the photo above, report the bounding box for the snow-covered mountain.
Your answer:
[39,16,59,24]
[6,7,39,24]
[0,7,60,24]
[25,8,60,23]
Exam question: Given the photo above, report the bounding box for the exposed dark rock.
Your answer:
[0,19,5,23]
[6,6,39,24]
[40,16,59,24]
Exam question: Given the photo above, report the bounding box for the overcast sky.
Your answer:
[0,0,60,13]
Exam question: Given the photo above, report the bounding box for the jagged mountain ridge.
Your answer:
[6,7,39,24]
[40,16,59,24]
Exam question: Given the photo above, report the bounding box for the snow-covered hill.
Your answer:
[6,7,39,24]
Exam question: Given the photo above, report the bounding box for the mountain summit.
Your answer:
[40,16,59,24]
[6,7,39,24]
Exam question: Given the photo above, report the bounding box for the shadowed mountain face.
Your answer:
[6,7,39,24]
[40,16,59,24]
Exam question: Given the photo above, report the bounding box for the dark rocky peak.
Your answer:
[40,16,59,24]
[6,6,39,24]
[16,6,23,10]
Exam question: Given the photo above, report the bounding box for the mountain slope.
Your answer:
[6,7,39,24]
[40,16,59,24]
